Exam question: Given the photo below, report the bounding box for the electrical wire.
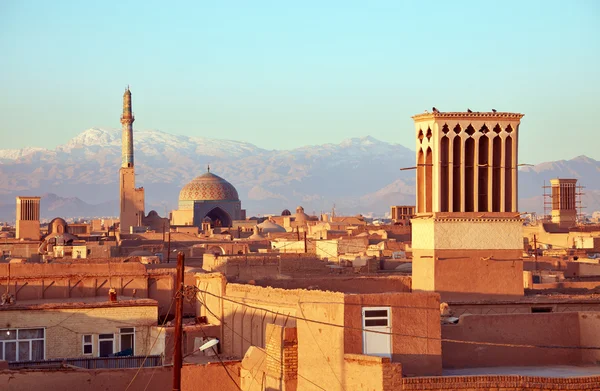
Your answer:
[199,298,327,391]
[197,287,600,351]
[125,295,176,391]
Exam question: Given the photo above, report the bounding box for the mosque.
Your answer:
[118,89,244,233]
[170,167,245,228]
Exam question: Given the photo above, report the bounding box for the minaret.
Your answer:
[119,87,145,233]
[121,87,135,168]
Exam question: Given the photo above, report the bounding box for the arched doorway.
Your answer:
[204,207,232,228]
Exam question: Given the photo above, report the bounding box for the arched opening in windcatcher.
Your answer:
[440,137,449,212]
[465,138,475,212]
[492,135,502,212]
[452,137,462,212]
[417,149,425,213]
[478,134,489,212]
[505,135,513,212]
[425,147,433,213]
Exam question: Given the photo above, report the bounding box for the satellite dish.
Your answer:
[199,338,219,352]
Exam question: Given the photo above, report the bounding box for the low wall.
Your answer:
[203,253,381,282]
[256,275,411,294]
[0,362,242,391]
[442,312,598,368]
[0,263,177,316]
[565,262,600,278]
[401,375,600,390]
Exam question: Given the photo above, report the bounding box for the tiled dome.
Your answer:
[179,172,239,202]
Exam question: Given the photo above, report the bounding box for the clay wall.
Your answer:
[565,262,600,278]
[413,248,524,301]
[255,275,411,294]
[344,292,442,376]
[0,362,241,391]
[441,312,600,368]
[0,242,41,261]
[202,253,381,282]
[0,263,176,316]
[449,301,600,317]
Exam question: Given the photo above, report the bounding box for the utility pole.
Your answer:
[303,231,307,253]
[167,231,171,263]
[172,251,185,391]
[533,234,538,270]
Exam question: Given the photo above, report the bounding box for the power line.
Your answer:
[125,296,176,391]
[199,298,327,391]
[196,287,600,351]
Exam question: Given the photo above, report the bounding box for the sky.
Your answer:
[0,0,598,164]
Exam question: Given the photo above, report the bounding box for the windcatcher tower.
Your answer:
[410,111,525,301]
[16,196,40,240]
[549,178,578,228]
[119,88,145,233]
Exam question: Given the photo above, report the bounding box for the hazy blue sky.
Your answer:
[1,1,598,163]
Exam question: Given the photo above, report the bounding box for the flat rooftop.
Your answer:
[444,365,600,378]
[0,296,158,311]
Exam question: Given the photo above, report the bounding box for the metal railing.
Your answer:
[8,355,163,369]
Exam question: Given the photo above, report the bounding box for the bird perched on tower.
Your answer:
[492,109,497,113]
[467,108,473,113]
[432,107,440,113]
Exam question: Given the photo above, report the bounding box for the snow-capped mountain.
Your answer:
[0,128,598,220]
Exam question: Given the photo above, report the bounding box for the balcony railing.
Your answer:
[8,355,163,369]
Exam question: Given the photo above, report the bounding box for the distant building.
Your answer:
[15,196,40,240]
[390,205,415,225]
[171,167,244,229]
[117,88,168,233]
[550,178,578,228]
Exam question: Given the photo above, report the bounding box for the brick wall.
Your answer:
[401,375,600,390]
[0,303,157,359]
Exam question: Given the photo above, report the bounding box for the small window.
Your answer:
[82,335,93,355]
[531,307,553,313]
[98,334,114,357]
[119,328,135,355]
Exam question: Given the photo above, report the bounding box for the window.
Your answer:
[119,328,135,355]
[362,307,392,358]
[98,334,114,357]
[531,307,553,313]
[0,328,45,362]
[82,335,93,355]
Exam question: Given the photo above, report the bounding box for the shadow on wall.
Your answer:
[0,362,242,391]
[442,312,600,369]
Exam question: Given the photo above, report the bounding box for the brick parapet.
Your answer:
[401,375,600,390]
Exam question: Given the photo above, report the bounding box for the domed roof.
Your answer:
[179,171,239,202]
[293,206,310,221]
[257,220,286,233]
[281,209,291,216]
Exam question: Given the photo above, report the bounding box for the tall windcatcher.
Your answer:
[121,87,135,168]
[549,178,578,228]
[410,110,526,301]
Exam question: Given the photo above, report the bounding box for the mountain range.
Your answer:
[0,128,598,221]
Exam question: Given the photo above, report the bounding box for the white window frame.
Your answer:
[119,327,135,354]
[98,333,115,357]
[0,328,45,362]
[82,334,93,355]
[362,306,392,358]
